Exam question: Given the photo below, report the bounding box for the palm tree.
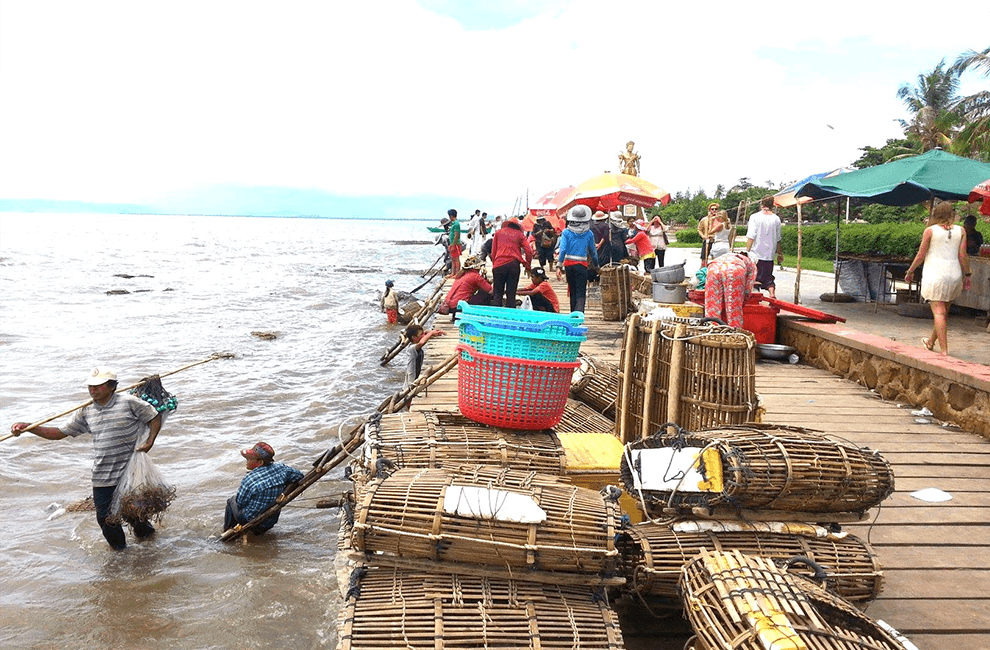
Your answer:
[895,59,961,152]
[951,46,990,160]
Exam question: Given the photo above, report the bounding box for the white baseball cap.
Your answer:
[84,367,117,386]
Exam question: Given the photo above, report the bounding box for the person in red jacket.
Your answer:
[625,219,656,271]
[490,218,534,308]
[517,267,559,312]
[440,256,493,317]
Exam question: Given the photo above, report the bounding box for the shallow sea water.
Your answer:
[0,212,439,649]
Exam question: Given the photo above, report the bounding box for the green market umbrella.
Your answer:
[795,150,990,206]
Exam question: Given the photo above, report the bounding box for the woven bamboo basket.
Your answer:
[619,424,895,518]
[557,398,615,435]
[599,265,632,321]
[338,565,626,650]
[629,270,652,295]
[364,410,566,475]
[351,466,621,577]
[620,520,883,606]
[679,549,914,650]
[617,318,759,442]
[570,354,619,419]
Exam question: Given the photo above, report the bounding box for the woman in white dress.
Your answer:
[708,210,733,260]
[904,202,973,355]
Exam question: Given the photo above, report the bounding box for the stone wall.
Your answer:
[778,320,990,439]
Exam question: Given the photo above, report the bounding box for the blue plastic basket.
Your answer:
[458,320,585,363]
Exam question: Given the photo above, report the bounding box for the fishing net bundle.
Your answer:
[106,377,178,524]
[130,374,178,413]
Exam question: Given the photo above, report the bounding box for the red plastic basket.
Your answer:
[456,344,579,430]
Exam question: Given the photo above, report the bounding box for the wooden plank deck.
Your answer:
[408,275,989,649]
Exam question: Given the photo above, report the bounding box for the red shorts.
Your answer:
[386,309,399,324]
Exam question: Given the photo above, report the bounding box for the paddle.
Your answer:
[2,352,235,443]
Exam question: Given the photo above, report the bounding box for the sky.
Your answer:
[1,0,987,218]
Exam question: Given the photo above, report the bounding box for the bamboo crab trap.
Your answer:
[570,354,619,419]
[349,466,622,580]
[338,565,625,650]
[363,410,566,475]
[620,520,883,607]
[619,424,895,519]
[617,316,759,443]
[600,265,632,321]
[557,398,615,435]
[679,549,916,650]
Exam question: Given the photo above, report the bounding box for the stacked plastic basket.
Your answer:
[455,302,586,430]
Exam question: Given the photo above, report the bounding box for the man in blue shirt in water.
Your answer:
[223,442,303,534]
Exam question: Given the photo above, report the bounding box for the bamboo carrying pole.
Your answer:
[665,323,687,435]
[1,352,235,443]
[220,352,460,542]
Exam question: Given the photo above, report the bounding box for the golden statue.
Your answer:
[618,140,640,176]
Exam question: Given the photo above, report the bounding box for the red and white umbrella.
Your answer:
[524,186,572,231]
[969,177,990,216]
[554,173,670,217]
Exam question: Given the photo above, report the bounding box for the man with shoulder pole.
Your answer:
[9,366,163,550]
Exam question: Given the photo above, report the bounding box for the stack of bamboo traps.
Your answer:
[337,564,626,650]
[619,424,895,521]
[617,316,760,443]
[600,265,633,321]
[620,520,883,608]
[348,466,623,584]
[363,410,566,475]
[679,549,917,650]
[557,398,616,435]
[570,354,619,419]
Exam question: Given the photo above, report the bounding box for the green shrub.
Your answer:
[780,222,929,258]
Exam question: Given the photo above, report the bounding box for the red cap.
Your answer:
[241,442,275,462]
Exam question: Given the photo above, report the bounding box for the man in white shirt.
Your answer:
[745,196,784,298]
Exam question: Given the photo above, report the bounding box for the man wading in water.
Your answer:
[223,442,303,535]
[10,367,163,550]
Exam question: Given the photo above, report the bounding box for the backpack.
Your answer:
[540,230,555,248]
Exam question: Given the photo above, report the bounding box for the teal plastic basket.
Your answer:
[456,302,586,338]
[458,320,585,363]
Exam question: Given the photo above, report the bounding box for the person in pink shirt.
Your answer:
[625,219,656,271]
[490,218,534,308]
[704,251,757,328]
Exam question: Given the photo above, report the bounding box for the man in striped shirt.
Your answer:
[10,366,163,550]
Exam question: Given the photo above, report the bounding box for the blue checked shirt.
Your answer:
[235,462,304,521]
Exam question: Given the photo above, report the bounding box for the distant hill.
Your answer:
[1,185,483,221]
[0,198,154,214]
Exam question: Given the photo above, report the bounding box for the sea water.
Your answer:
[0,212,439,649]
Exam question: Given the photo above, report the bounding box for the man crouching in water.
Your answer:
[223,442,303,535]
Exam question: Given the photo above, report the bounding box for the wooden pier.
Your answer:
[408,276,990,650]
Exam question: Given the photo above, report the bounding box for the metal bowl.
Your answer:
[756,343,796,361]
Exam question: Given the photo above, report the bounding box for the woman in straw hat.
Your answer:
[439,256,492,317]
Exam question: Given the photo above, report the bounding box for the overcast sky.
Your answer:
[1,0,986,216]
